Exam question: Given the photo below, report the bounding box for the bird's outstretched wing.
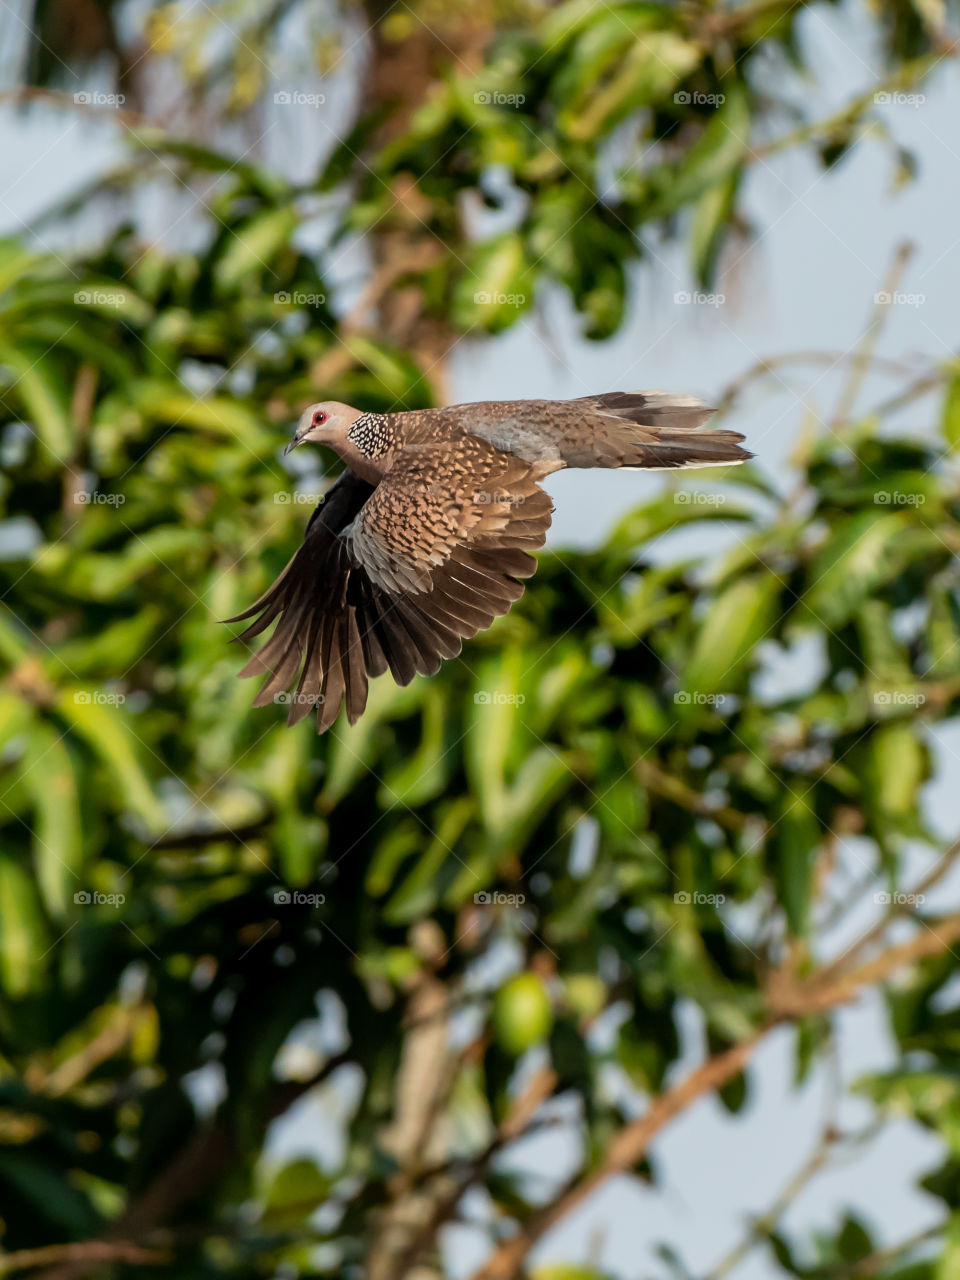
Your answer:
[228,442,553,732]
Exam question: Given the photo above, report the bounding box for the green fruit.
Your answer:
[493,973,553,1055]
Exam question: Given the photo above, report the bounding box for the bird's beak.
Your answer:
[283,432,301,456]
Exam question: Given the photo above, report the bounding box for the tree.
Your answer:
[1,0,960,1275]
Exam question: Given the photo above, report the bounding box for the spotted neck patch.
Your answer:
[347,412,391,460]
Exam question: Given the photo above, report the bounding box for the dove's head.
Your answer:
[284,401,362,455]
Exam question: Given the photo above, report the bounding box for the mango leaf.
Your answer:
[22,724,83,918]
[0,852,48,997]
[804,510,912,627]
[941,374,960,452]
[863,722,926,836]
[559,31,700,140]
[769,783,819,936]
[683,572,780,695]
[0,341,73,462]
[213,207,298,291]
[56,690,166,830]
[451,233,532,333]
[690,168,740,287]
[645,86,751,217]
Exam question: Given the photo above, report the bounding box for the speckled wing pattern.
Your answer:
[228,440,553,733]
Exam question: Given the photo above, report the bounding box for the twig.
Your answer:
[833,242,913,429]
[0,1242,166,1276]
[469,860,960,1280]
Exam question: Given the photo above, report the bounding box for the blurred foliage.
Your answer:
[2,0,960,1277]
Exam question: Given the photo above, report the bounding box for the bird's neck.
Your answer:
[335,412,394,482]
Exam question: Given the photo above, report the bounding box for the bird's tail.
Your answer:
[571,391,752,470]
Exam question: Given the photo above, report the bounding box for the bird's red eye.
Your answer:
[312,410,326,427]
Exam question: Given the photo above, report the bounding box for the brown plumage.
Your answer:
[228,392,752,731]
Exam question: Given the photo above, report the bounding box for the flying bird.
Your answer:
[229,393,751,731]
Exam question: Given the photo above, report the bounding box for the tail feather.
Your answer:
[581,390,715,431]
[570,391,752,469]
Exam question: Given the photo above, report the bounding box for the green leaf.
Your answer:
[805,511,912,627]
[213,206,298,291]
[22,723,83,918]
[683,572,780,695]
[942,375,960,452]
[769,783,819,936]
[56,690,165,830]
[559,30,700,140]
[0,852,48,997]
[452,233,532,333]
[0,342,73,462]
[646,86,751,217]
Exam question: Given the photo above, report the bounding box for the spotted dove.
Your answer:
[229,392,752,731]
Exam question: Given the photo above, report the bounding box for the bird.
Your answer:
[228,392,752,732]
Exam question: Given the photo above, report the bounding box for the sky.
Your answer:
[2,0,960,1275]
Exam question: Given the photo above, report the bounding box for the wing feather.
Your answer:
[229,444,552,732]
